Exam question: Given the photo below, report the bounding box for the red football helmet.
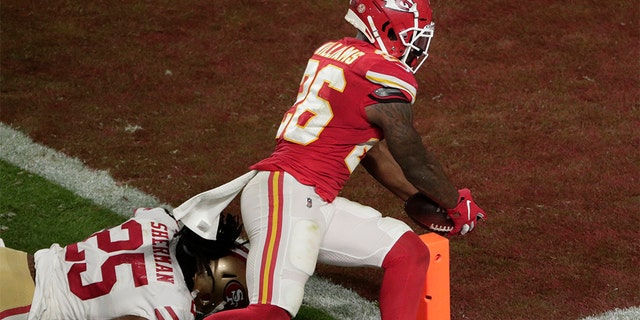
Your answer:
[345,0,435,73]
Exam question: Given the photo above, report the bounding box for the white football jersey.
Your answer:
[28,208,196,320]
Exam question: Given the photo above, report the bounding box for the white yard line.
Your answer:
[0,123,163,216]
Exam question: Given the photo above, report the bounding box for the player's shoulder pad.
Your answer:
[368,87,411,104]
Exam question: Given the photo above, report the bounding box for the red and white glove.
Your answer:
[446,188,486,235]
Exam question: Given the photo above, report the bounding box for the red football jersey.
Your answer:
[251,37,418,202]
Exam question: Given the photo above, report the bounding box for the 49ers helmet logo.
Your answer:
[384,0,416,12]
[223,280,249,309]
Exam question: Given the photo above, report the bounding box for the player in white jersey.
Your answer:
[0,208,248,320]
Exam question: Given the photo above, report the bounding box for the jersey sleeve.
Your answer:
[364,57,418,104]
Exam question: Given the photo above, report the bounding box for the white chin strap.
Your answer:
[366,15,390,55]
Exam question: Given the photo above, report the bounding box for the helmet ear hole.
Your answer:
[380,21,397,41]
[387,28,397,41]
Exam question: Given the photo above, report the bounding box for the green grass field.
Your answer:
[0,159,126,252]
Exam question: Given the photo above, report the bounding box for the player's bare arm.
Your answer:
[364,101,459,209]
[360,140,419,201]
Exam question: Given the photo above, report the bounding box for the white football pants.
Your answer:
[240,170,411,316]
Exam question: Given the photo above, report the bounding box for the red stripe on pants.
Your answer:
[258,171,284,304]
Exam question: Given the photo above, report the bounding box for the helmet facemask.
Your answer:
[192,260,217,315]
[399,22,434,73]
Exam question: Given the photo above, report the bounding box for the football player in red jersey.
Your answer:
[205,1,486,319]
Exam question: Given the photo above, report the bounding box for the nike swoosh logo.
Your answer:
[466,200,471,220]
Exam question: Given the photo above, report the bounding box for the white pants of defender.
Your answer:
[240,171,411,316]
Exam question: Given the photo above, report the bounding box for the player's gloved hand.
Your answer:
[446,188,486,235]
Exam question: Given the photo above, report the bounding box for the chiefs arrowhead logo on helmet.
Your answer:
[384,0,416,13]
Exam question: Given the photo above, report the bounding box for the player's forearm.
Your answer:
[387,134,458,208]
[401,152,458,209]
[361,142,419,201]
[364,102,459,208]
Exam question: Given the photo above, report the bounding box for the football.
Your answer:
[403,193,454,235]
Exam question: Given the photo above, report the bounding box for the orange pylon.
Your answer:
[416,233,450,320]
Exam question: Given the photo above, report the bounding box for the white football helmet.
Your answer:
[345,0,435,73]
